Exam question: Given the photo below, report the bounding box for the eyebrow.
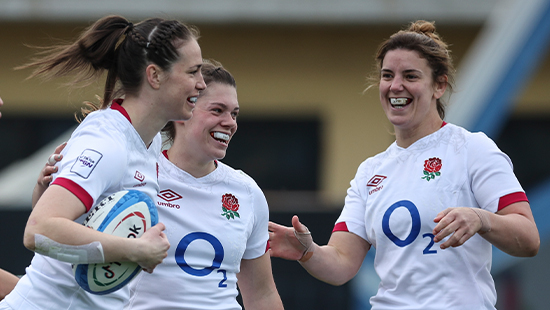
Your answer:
[210,102,240,111]
[381,68,422,73]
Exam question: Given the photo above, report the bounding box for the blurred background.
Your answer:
[0,0,549,309]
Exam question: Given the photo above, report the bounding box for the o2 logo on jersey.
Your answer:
[175,232,228,287]
[382,200,437,255]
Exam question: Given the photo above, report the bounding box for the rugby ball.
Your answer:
[73,190,158,295]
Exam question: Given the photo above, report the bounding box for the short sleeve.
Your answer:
[242,179,270,260]
[334,160,370,243]
[52,125,127,211]
[467,132,525,212]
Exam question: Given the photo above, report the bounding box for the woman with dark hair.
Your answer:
[0,15,206,310]
[268,20,539,309]
[125,60,283,310]
[32,60,283,310]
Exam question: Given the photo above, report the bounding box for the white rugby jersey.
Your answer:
[2,100,161,310]
[334,123,527,310]
[125,151,269,310]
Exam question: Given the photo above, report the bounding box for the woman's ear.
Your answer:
[434,75,448,99]
[145,64,162,90]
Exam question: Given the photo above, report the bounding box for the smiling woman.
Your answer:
[122,60,284,310]
[0,15,205,310]
[268,20,539,310]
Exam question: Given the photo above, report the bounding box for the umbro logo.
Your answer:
[158,189,182,202]
[367,175,386,187]
[134,171,145,182]
[133,170,147,187]
[367,175,386,195]
[157,189,182,209]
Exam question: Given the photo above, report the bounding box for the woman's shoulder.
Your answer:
[217,162,264,192]
[446,123,497,148]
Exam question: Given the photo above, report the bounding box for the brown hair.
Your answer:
[162,59,236,144]
[370,20,455,119]
[17,15,199,118]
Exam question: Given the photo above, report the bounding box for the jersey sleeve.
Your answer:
[334,160,371,243]
[51,125,127,211]
[242,178,270,260]
[467,132,527,212]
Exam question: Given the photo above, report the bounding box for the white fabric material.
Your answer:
[34,234,105,264]
[2,106,161,310]
[336,123,524,310]
[125,155,269,310]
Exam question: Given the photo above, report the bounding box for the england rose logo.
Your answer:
[421,157,442,181]
[221,193,240,220]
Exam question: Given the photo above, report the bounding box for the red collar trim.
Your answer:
[110,99,132,123]
[441,121,447,128]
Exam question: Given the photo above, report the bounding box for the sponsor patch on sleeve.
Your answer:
[71,149,103,179]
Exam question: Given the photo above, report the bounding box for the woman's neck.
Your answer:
[395,118,444,148]
[122,97,166,148]
[166,146,217,178]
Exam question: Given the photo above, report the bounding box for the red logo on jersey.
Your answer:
[221,193,240,220]
[157,189,182,209]
[134,171,145,182]
[367,175,386,187]
[421,157,442,181]
[158,189,182,202]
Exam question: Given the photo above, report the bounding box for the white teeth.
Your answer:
[213,132,230,141]
[189,97,197,103]
[390,98,410,106]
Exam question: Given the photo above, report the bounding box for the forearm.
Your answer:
[24,213,139,264]
[297,244,356,286]
[299,233,370,286]
[242,290,284,310]
[238,255,284,310]
[0,269,19,300]
[481,211,539,257]
[31,184,47,209]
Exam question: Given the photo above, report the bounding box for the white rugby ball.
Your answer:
[73,189,158,295]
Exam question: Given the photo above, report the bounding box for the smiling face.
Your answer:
[379,48,446,146]
[160,39,206,121]
[177,82,239,165]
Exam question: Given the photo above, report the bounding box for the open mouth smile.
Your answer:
[210,131,230,145]
[390,98,412,109]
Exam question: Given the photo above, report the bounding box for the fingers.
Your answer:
[268,221,284,232]
[54,142,67,154]
[153,222,166,232]
[46,142,66,165]
[433,207,482,249]
[38,165,59,187]
[433,208,452,223]
[292,215,308,233]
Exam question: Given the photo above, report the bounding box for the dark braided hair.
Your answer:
[17,15,199,118]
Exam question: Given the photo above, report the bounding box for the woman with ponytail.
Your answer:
[0,15,205,310]
[268,20,539,309]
